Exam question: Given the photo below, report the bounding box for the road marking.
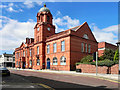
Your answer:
[39,83,55,90]
[32,83,55,90]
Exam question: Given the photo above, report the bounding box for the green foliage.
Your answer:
[80,55,93,63]
[114,49,119,62]
[76,62,91,65]
[98,56,104,61]
[91,59,116,67]
[102,49,115,61]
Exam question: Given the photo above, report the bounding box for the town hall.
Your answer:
[15,4,98,71]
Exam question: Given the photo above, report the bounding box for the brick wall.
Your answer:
[76,64,119,74]
[45,36,70,71]
[98,42,118,57]
[70,22,98,70]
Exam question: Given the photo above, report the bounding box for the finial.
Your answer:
[44,3,46,7]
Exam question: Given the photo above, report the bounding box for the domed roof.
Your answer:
[39,4,50,13]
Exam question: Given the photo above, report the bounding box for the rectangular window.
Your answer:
[37,46,39,55]
[37,59,40,65]
[30,49,31,56]
[26,50,27,56]
[85,43,87,52]
[16,61,18,66]
[61,41,65,52]
[7,57,9,61]
[19,52,20,57]
[53,43,57,53]
[19,62,20,67]
[17,52,19,59]
[30,60,32,66]
[81,43,84,52]
[88,44,91,53]
[47,45,50,54]
[23,51,25,57]
[13,57,15,61]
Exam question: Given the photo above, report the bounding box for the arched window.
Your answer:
[83,34,89,39]
[29,60,32,66]
[60,56,66,65]
[37,59,40,65]
[53,57,57,65]
[47,58,50,62]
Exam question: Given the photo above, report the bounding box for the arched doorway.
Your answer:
[47,58,50,69]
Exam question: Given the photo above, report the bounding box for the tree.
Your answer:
[102,49,115,61]
[80,55,93,63]
[114,49,119,61]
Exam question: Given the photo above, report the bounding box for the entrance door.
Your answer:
[23,62,25,69]
[47,58,50,69]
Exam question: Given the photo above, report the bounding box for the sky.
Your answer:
[0,1,119,55]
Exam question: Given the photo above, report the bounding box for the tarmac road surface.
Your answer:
[1,69,119,90]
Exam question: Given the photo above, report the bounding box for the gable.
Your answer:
[74,22,97,42]
[20,42,25,48]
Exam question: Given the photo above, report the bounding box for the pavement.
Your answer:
[8,67,119,83]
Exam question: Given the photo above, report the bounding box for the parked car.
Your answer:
[0,67,10,76]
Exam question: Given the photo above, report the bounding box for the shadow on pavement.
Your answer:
[2,73,118,90]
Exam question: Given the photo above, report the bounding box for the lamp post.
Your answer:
[93,52,98,75]
[96,52,98,75]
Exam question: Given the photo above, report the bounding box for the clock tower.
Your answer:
[34,4,55,69]
[34,4,55,43]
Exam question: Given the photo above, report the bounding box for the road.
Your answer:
[1,69,119,90]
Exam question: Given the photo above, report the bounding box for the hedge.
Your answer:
[90,59,118,67]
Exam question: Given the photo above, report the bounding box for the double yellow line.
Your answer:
[32,83,55,90]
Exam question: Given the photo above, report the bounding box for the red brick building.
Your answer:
[98,42,118,57]
[15,4,98,71]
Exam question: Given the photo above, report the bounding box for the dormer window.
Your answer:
[83,34,89,39]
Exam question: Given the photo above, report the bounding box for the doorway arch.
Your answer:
[47,58,50,69]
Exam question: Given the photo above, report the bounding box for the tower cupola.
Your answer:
[38,4,50,13]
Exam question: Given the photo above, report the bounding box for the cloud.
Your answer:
[53,15,80,32]
[0,16,36,51]
[7,7,17,12]
[56,11,62,16]
[0,5,7,8]
[23,1,34,8]
[90,23,118,45]
[8,3,14,7]
[0,14,80,51]
[23,1,43,8]
[102,25,118,34]
[1,3,23,13]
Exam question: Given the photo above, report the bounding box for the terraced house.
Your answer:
[15,4,98,71]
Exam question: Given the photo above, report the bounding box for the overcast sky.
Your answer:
[0,2,118,54]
